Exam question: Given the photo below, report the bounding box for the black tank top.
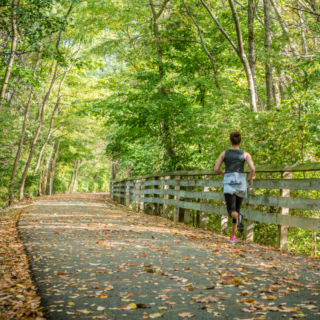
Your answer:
[224,149,245,173]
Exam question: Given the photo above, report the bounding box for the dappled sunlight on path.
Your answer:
[18,194,320,320]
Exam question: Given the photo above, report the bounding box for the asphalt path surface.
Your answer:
[18,194,320,320]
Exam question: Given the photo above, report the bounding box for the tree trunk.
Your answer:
[9,47,43,205]
[72,161,82,194]
[182,0,222,94]
[248,0,258,105]
[42,143,55,195]
[0,0,18,112]
[39,168,44,197]
[34,96,61,174]
[87,161,98,191]
[200,0,257,112]
[34,47,81,174]
[264,0,274,109]
[19,62,59,200]
[68,160,77,193]
[228,0,257,112]
[272,68,281,106]
[112,163,117,181]
[149,0,176,162]
[298,10,308,55]
[269,0,300,58]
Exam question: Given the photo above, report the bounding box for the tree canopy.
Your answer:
[0,0,319,203]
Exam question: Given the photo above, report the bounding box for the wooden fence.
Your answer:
[110,163,320,252]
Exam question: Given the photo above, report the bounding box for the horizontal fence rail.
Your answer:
[110,163,320,252]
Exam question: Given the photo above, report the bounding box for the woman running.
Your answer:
[214,131,255,242]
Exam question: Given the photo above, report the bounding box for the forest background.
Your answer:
[0,0,319,254]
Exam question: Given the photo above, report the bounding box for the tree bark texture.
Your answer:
[264,0,274,109]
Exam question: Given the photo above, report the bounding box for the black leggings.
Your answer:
[224,193,244,224]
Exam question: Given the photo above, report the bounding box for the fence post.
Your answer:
[114,182,118,203]
[278,172,292,250]
[109,182,112,200]
[163,176,170,219]
[152,177,159,215]
[129,180,134,210]
[135,180,140,212]
[184,176,193,224]
[122,182,125,205]
[140,179,146,212]
[143,178,150,214]
[200,175,210,230]
[173,175,181,223]
[244,180,255,241]
[125,180,130,207]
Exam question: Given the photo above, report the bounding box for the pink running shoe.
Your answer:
[229,236,236,242]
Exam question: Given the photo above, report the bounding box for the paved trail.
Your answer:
[18,194,320,320]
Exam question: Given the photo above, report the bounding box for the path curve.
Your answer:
[18,194,320,320]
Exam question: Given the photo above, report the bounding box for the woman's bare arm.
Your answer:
[245,152,255,185]
[214,151,225,175]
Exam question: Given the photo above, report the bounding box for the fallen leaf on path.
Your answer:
[178,312,196,317]
[149,313,164,318]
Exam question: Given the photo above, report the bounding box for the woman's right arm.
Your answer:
[245,152,255,185]
[214,151,225,175]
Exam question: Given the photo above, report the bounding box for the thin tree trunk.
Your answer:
[269,0,300,58]
[298,10,308,54]
[34,47,81,174]
[112,163,117,181]
[228,0,257,112]
[182,0,222,94]
[248,0,258,105]
[264,0,274,109]
[9,47,43,205]
[68,160,77,193]
[149,0,176,161]
[0,0,18,112]
[42,142,55,195]
[87,161,98,190]
[272,68,281,106]
[278,68,286,98]
[200,0,257,112]
[34,96,60,174]
[39,168,44,197]
[72,161,82,194]
[19,62,59,200]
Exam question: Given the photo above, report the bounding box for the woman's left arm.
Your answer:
[245,152,255,185]
[214,151,225,175]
